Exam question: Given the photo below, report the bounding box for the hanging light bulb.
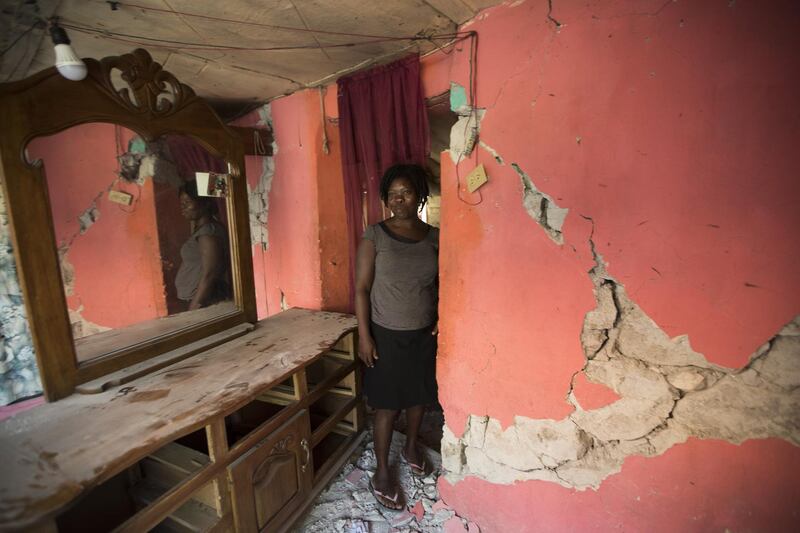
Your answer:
[49,21,87,81]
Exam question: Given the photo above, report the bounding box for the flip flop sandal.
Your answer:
[400,449,429,477]
[369,479,404,510]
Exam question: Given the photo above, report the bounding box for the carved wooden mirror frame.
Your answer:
[0,49,257,401]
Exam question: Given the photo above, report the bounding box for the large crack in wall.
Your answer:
[441,126,800,490]
[512,163,568,245]
[248,105,276,248]
[442,233,800,489]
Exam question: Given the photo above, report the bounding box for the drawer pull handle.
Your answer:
[300,438,310,472]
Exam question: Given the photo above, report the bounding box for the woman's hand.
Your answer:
[431,323,439,336]
[358,335,378,368]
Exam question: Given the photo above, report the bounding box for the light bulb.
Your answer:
[49,22,87,81]
[54,43,87,81]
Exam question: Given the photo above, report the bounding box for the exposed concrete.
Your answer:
[511,163,568,245]
[442,242,800,489]
[441,139,799,491]
[67,306,110,340]
[478,141,504,165]
[248,105,276,248]
[448,109,486,165]
[77,205,100,235]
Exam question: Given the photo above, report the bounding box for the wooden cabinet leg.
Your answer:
[206,418,231,519]
[293,368,308,399]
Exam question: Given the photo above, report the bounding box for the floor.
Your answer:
[295,406,481,533]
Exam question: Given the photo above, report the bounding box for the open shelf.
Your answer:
[56,429,214,533]
[306,355,355,395]
[311,404,358,481]
[309,389,355,434]
[225,380,297,447]
[149,482,219,533]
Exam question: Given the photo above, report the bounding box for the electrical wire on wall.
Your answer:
[454,31,483,207]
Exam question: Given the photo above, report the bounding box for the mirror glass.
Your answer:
[26,124,238,364]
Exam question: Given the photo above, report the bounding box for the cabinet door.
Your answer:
[228,409,312,532]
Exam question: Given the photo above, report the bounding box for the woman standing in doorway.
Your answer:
[355,163,439,510]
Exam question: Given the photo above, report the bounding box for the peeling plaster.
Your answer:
[248,104,276,248]
[77,204,100,235]
[68,306,110,339]
[511,163,568,244]
[478,141,504,165]
[448,109,485,164]
[443,241,800,489]
[449,82,470,115]
[441,140,799,491]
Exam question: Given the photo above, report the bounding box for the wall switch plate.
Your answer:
[108,190,133,205]
[466,164,488,193]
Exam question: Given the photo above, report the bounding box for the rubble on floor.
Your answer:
[295,429,480,533]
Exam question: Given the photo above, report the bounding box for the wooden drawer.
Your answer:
[228,409,312,532]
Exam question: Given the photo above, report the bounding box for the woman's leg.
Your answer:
[372,408,402,508]
[403,404,426,468]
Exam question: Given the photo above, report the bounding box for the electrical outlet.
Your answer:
[108,190,133,206]
[466,164,488,193]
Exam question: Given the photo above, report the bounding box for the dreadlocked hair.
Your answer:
[379,163,431,212]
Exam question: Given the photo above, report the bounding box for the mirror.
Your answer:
[0,48,256,399]
[26,124,238,364]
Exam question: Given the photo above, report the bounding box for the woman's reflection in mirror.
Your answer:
[175,180,232,310]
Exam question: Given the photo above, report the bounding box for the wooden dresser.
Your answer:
[0,309,363,533]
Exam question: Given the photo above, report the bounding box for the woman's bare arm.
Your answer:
[355,238,377,367]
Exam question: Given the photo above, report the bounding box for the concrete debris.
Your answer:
[510,163,568,245]
[441,243,800,489]
[296,429,478,533]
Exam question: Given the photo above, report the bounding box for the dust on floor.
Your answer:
[295,407,480,533]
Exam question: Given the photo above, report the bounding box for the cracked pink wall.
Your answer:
[27,124,166,330]
[427,0,800,530]
[238,88,349,318]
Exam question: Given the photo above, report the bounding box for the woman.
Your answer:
[355,163,439,510]
[175,180,231,311]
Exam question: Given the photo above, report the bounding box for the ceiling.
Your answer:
[1,0,498,116]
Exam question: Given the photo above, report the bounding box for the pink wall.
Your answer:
[238,87,349,318]
[27,124,166,331]
[425,0,800,530]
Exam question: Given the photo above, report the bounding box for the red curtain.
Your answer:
[165,135,227,180]
[338,54,430,309]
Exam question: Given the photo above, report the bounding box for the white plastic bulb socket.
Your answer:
[49,24,87,81]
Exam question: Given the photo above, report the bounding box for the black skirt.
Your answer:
[363,322,438,410]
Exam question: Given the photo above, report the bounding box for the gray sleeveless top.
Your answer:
[363,222,439,330]
[175,221,227,301]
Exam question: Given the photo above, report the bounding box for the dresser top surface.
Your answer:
[0,308,357,529]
